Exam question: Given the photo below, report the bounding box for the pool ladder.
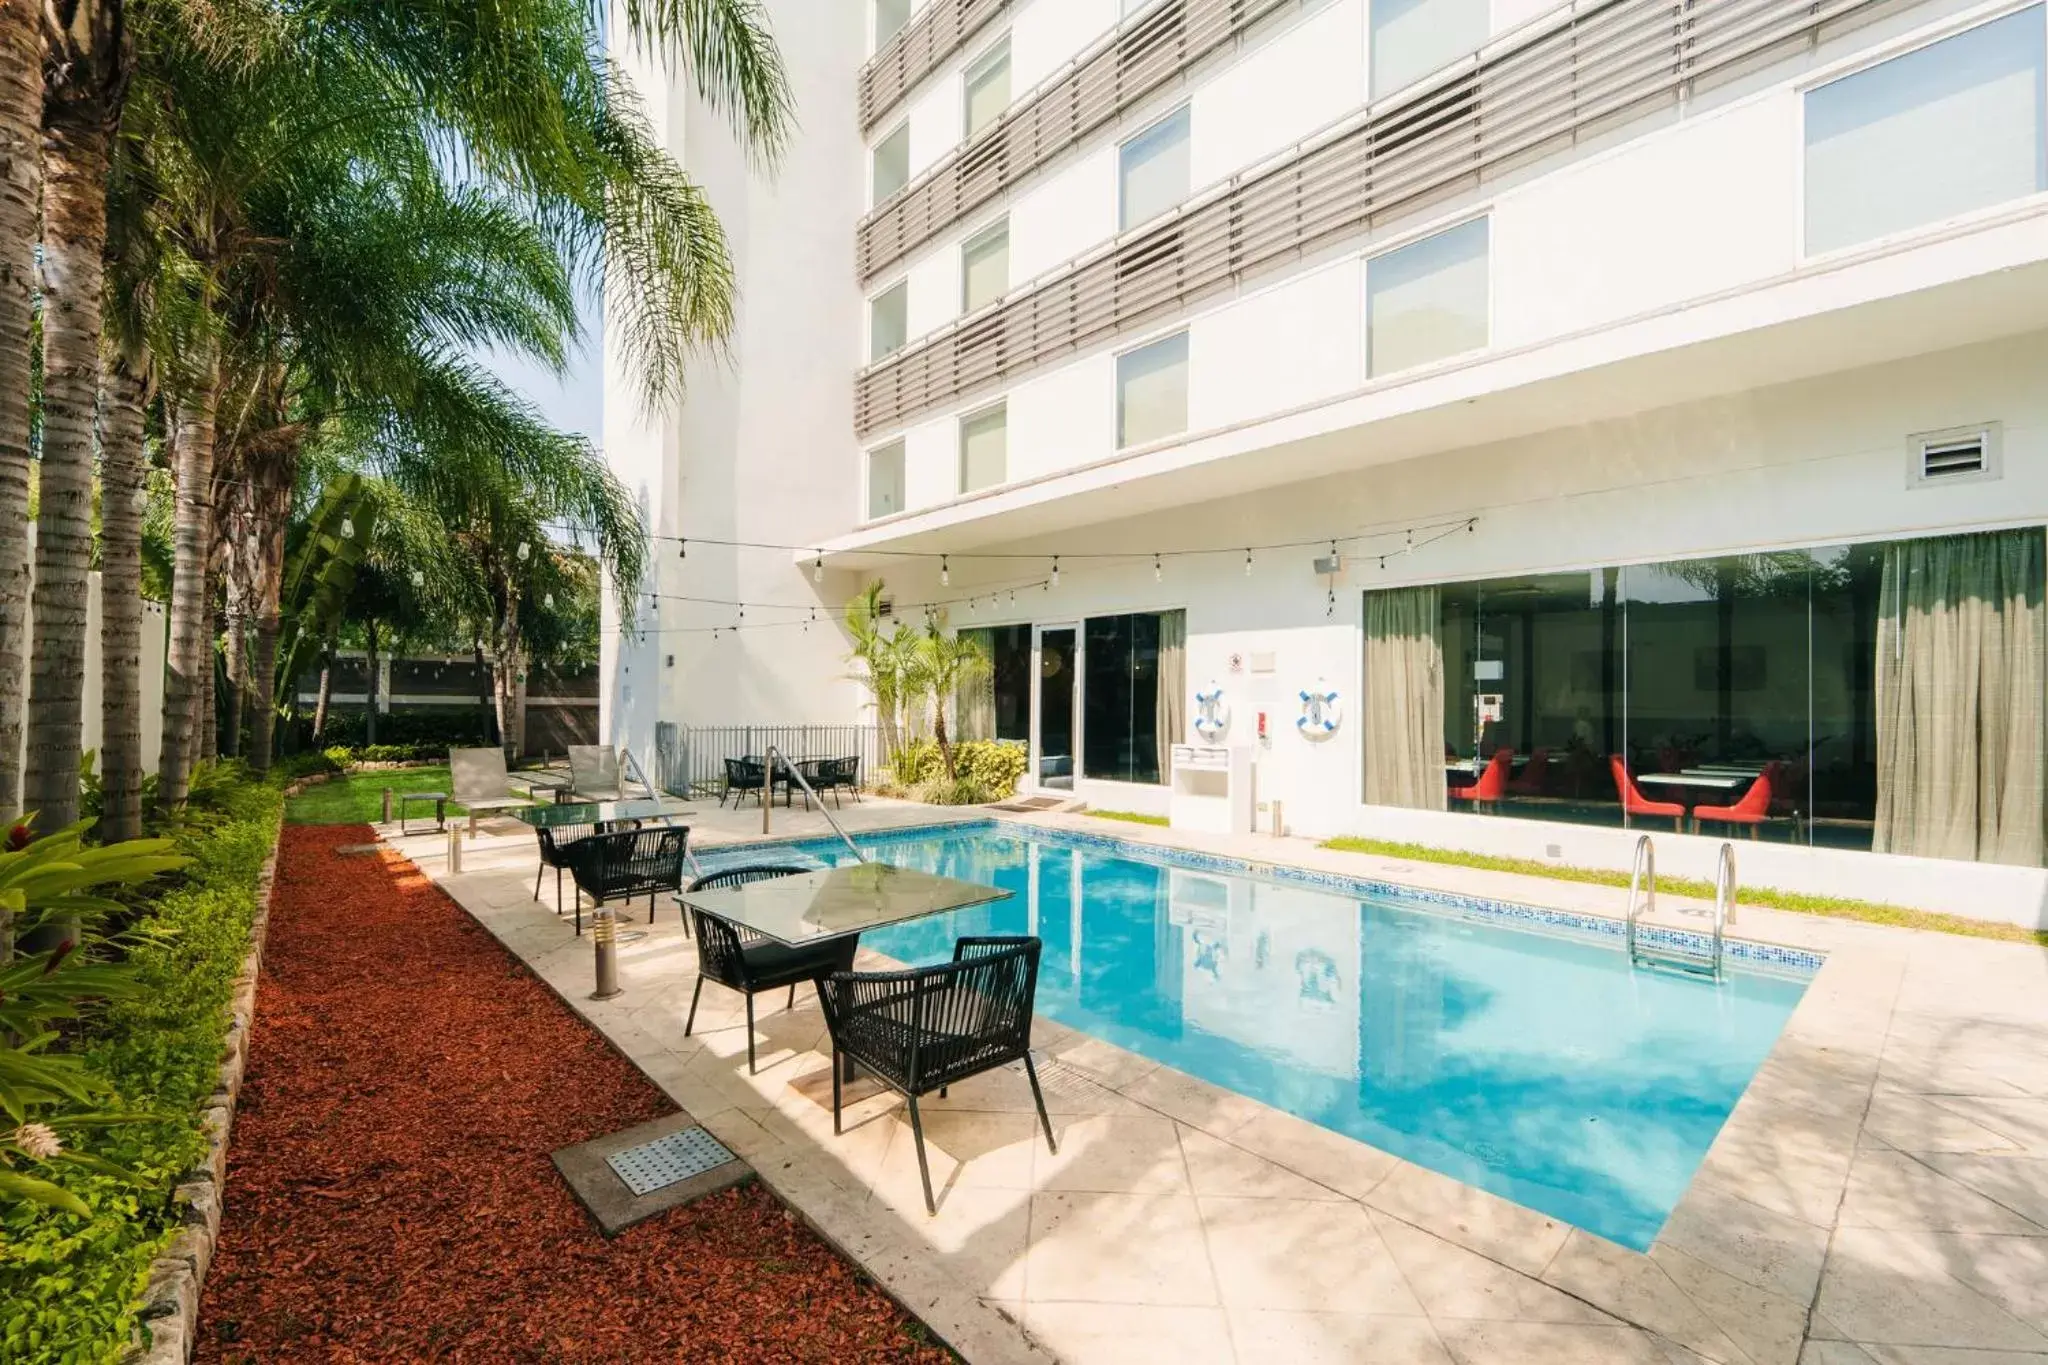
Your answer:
[1624,835,1734,981]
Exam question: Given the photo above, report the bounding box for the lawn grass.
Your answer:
[1319,835,2048,948]
[1089,809,1169,827]
[285,765,465,824]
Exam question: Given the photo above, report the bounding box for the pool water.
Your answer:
[791,825,1810,1251]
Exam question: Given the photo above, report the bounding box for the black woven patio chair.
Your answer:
[532,822,596,916]
[682,863,853,1074]
[565,826,690,936]
[720,756,768,808]
[821,935,1056,1214]
[808,756,861,807]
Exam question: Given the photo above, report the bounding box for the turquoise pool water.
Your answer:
[764,824,1810,1250]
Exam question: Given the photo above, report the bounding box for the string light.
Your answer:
[1245,548,1253,578]
[940,555,950,587]
[1154,553,1162,583]
[1050,556,1060,588]
[517,541,531,561]
[410,569,424,588]
[678,538,686,559]
[814,554,824,583]
[340,516,354,539]
[543,592,554,609]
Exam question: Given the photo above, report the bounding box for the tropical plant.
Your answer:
[846,581,921,764]
[0,0,37,821]
[907,619,992,784]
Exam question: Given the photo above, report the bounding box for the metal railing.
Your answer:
[861,0,1011,132]
[763,746,870,864]
[860,0,1300,282]
[655,723,882,800]
[855,0,1893,436]
[1624,833,1655,963]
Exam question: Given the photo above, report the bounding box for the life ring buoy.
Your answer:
[1194,684,1230,738]
[1297,681,1342,737]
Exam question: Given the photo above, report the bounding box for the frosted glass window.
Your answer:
[1367,217,1489,377]
[868,441,906,519]
[1117,331,1190,448]
[1119,107,1191,230]
[1804,7,2047,255]
[965,38,1011,139]
[872,123,910,203]
[960,404,1008,491]
[1372,0,1488,98]
[870,281,908,361]
[875,0,911,48]
[962,219,1010,312]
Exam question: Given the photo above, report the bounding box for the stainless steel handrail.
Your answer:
[762,745,870,864]
[1712,842,1736,979]
[1624,833,1654,963]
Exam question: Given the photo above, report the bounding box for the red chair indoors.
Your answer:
[1694,762,1779,839]
[1610,755,1687,832]
[1504,747,1550,797]
[1449,749,1513,811]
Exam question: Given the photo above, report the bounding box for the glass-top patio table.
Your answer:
[676,864,1012,947]
[510,796,695,829]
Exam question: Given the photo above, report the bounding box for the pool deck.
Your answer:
[385,797,2048,1365]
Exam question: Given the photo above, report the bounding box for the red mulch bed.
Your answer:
[195,824,952,1364]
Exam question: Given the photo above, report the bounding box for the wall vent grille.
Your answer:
[1909,425,1999,487]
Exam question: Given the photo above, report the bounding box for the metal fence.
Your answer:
[654,723,886,799]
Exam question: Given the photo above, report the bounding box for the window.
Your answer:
[961,218,1009,312]
[1371,0,1488,98]
[1084,613,1163,784]
[964,37,1011,139]
[872,123,911,203]
[875,0,911,48]
[1362,527,2048,867]
[869,281,908,361]
[1804,6,2047,255]
[959,403,1007,492]
[1366,217,1489,377]
[867,440,906,519]
[1119,106,1191,230]
[1116,331,1189,448]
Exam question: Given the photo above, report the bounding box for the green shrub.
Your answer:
[269,750,342,782]
[0,776,283,1364]
[302,707,495,751]
[888,739,1025,804]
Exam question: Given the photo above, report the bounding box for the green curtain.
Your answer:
[1156,610,1186,780]
[1364,586,1447,810]
[956,628,996,742]
[1874,528,2045,866]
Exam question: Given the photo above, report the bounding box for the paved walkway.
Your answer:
[389,801,2048,1365]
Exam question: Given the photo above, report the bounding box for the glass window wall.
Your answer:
[1084,613,1163,784]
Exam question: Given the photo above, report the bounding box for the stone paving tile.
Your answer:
[1176,1126,1351,1202]
[1917,1155,2048,1229]
[1024,1192,1219,1306]
[1814,1226,2048,1353]
[1837,1150,2044,1234]
[1540,1230,1750,1364]
[1435,1320,1679,1364]
[1656,1182,1834,1304]
[1198,1196,1423,1316]
[1363,1159,1572,1278]
[1369,1210,1613,1325]
[1225,1309,1452,1364]
[1013,1302,1236,1365]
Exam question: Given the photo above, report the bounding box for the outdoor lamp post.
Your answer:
[591,907,622,1000]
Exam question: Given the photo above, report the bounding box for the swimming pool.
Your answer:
[710,821,1813,1251]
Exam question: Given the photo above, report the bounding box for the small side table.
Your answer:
[399,791,448,834]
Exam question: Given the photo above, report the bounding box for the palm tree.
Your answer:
[909,620,992,783]
[0,0,38,818]
[95,345,150,840]
[846,581,919,765]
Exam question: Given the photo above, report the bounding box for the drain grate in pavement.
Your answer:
[605,1127,737,1197]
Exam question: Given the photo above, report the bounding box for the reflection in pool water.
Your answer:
[819,826,1809,1251]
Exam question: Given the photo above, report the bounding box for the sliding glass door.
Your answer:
[1034,624,1079,792]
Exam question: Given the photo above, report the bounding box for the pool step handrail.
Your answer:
[1625,834,1728,981]
[762,745,870,864]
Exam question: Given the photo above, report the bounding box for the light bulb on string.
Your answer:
[940,555,950,587]
[1154,553,1163,583]
[1244,549,1254,578]
[410,569,425,588]
[678,538,687,560]
[1050,556,1060,588]
[543,592,554,609]
[814,554,824,583]
[517,541,531,561]
[340,516,354,539]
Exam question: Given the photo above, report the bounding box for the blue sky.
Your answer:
[478,287,604,444]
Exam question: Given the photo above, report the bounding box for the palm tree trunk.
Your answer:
[25,94,114,829]
[220,607,244,758]
[491,594,521,759]
[96,351,146,841]
[198,600,217,764]
[0,0,39,823]
[312,636,333,738]
[157,335,220,805]
[244,451,294,775]
[363,620,379,747]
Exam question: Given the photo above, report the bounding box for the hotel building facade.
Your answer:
[602,0,2048,923]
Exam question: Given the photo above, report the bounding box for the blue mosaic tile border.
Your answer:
[693,817,1825,977]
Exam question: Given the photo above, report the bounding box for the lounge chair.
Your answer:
[450,747,533,836]
[565,826,690,936]
[821,936,1057,1215]
[567,744,623,801]
[681,864,852,1074]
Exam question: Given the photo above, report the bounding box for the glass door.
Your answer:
[1033,624,1079,791]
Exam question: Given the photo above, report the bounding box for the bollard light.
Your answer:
[446,825,463,874]
[591,907,622,1000]
[381,787,393,823]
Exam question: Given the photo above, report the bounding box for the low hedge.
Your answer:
[0,773,284,1364]
[884,738,1027,805]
